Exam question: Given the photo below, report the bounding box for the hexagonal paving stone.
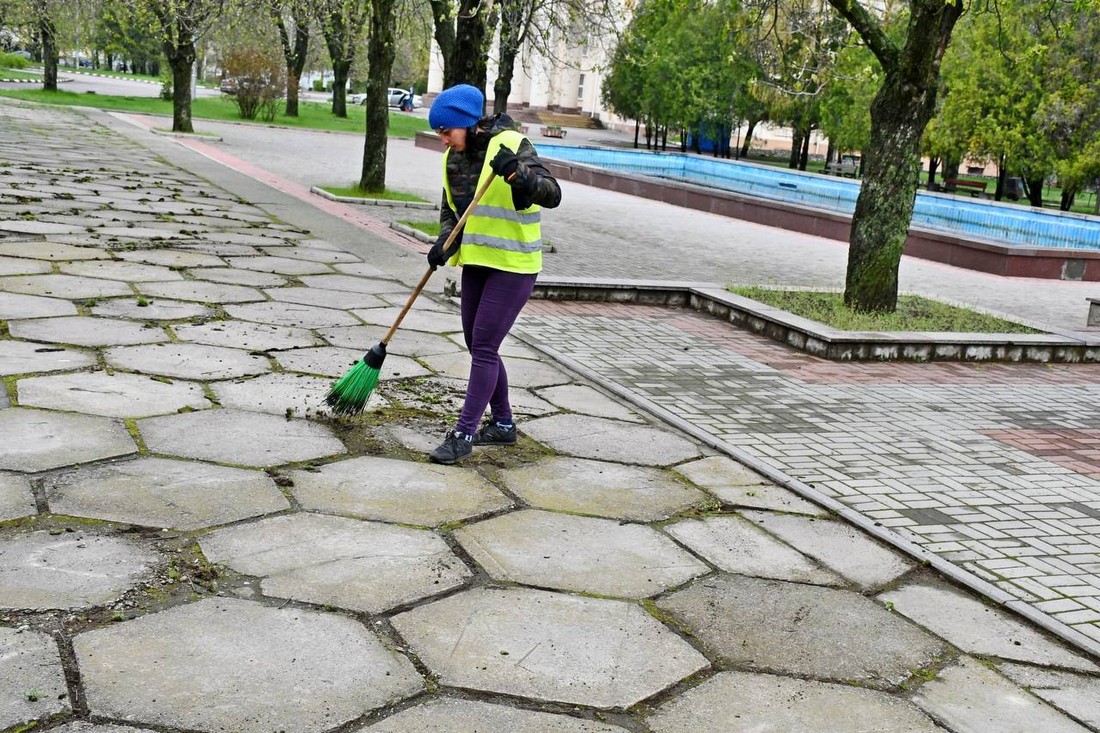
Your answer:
[421,353,574,390]
[673,455,827,515]
[321,326,463,357]
[260,245,360,263]
[288,456,510,525]
[90,297,213,321]
[187,267,287,288]
[0,473,36,521]
[106,343,271,380]
[60,260,184,282]
[45,457,289,530]
[75,597,423,732]
[354,306,464,334]
[0,530,157,610]
[299,274,409,295]
[0,239,109,259]
[174,319,320,351]
[0,256,51,276]
[18,372,210,418]
[646,671,940,733]
[500,457,705,521]
[0,291,78,320]
[225,301,360,328]
[357,698,631,732]
[0,408,136,472]
[0,273,132,299]
[0,627,70,729]
[211,372,360,417]
[392,587,709,708]
[657,574,946,689]
[522,414,701,466]
[139,409,345,467]
[0,340,95,376]
[267,286,385,310]
[455,510,708,598]
[225,255,334,275]
[137,280,264,304]
[740,511,914,588]
[536,384,645,422]
[201,513,470,613]
[998,662,1100,729]
[50,724,157,733]
[9,316,168,347]
[115,249,224,268]
[273,346,430,380]
[664,515,841,585]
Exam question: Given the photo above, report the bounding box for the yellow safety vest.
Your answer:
[443,129,542,273]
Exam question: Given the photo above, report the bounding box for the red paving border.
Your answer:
[984,429,1100,478]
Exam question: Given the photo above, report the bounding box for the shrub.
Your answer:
[223,47,286,121]
[0,51,29,69]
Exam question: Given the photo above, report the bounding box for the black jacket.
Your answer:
[438,113,562,246]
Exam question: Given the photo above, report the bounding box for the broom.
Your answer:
[324,172,497,417]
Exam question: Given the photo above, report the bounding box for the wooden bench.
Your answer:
[824,162,858,178]
[944,178,987,197]
[1088,297,1100,327]
[541,126,566,138]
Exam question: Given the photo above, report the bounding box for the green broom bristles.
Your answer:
[324,343,386,417]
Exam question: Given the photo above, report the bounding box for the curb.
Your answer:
[309,186,436,209]
[391,221,434,243]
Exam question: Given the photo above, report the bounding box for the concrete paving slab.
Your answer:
[90,297,214,321]
[201,513,470,613]
[421,352,573,390]
[138,409,345,467]
[664,515,842,585]
[0,256,51,276]
[673,456,827,515]
[18,372,210,417]
[0,473,36,521]
[0,239,109,258]
[741,511,916,588]
[998,661,1100,729]
[173,319,320,351]
[186,267,288,287]
[0,291,78,320]
[177,242,262,257]
[500,456,707,521]
[0,530,157,610]
[289,456,511,525]
[136,280,264,304]
[50,724,157,733]
[273,346,430,379]
[321,326,463,357]
[0,627,70,729]
[266,285,387,310]
[535,384,646,422]
[0,340,95,375]
[646,671,940,733]
[456,509,708,598]
[45,457,289,530]
[522,414,702,466]
[357,698,630,732]
[0,408,136,472]
[299,274,411,295]
[9,316,168,347]
[75,597,423,732]
[333,262,390,277]
[261,245,361,263]
[877,582,1100,672]
[60,260,184,282]
[224,255,334,275]
[106,342,271,380]
[354,306,464,334]
[391,587,709,709]
[225,301,361,328]
[94,226,183,240]
[913,657,1092,733]
[658,575,947,689]
[211,372,348,417]
[0,273,132,299]
[115,249,224,268]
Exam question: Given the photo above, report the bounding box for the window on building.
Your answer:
[577,74,586,101]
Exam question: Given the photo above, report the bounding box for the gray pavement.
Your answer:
[1,97,1099,733]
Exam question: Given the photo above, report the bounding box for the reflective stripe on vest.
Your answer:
[443,129,542,274]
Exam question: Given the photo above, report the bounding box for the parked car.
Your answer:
[348,88,422,109]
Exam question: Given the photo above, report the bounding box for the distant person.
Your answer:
[425,83,562,464]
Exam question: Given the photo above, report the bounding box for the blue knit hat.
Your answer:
[429,84,484,130]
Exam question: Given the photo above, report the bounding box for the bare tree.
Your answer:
[315,0,369,117]
[360,0,396,191]
[267,0,311,116]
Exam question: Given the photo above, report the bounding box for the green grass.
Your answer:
[320,185,428,202]
[0,68,41,81]
[0,88,431,138]
[730,286,1041,333]
[58,64,161,83]
[399,220,441,236]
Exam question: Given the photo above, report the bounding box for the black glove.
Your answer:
[427,231,460,269]
[490,147,521,183]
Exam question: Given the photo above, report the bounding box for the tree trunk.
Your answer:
[331,60,350,117]
[926,156,939,189]
[799,129,811,171]
[273,9,310,118]
[448,0,490,89]
[1025,176,1044,207]
[740,118,758,158]
[788,130,801,169]
[429,0,456,85]
[493,45,517,115]
[39,13,57,91]
[360,0,396,192]
[1060,186,1077,212]
[837,0,963,312]
[165,44,196,133]
[634,120,640,149]
[994,156,1007,201]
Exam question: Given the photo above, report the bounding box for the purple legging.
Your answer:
[456,265,537,435]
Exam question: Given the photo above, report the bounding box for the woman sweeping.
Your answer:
[425,84,562,465]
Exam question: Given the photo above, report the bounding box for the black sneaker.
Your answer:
[430,430,473,464]
[472,421,518,446]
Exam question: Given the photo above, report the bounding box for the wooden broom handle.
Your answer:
[381,172,497,345]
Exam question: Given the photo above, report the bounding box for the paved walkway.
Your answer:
[1,98,1099,732]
